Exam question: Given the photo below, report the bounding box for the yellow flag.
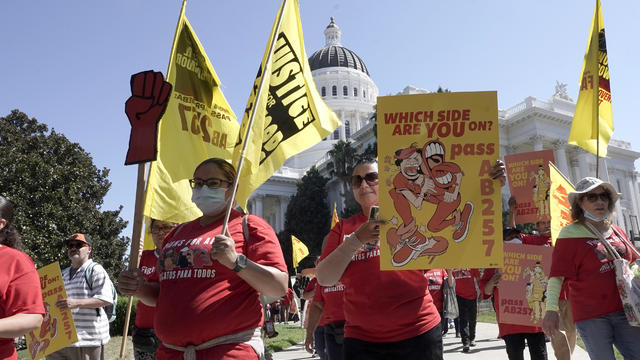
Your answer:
[233,0,341,209]
[568,0,613,157]
[291,234,309,268]
[331,202,339,229]
[549,162,575,245]
[142,0,239,247]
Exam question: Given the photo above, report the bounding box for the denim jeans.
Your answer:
[575,311,640,360]
[315,325,327,360]
[457,296,477,346]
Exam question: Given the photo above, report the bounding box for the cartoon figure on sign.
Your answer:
[28,302,57,359]
[387,143,448,267]
[421,140,473,242]
[530,165,550,219]
[522,261,548,323]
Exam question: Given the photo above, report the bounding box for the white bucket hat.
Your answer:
[568,177,621,207]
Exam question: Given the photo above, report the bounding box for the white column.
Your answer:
[578,152,591,179]
[530,135,543,151]
[254,194,264,218]
[552,140,570,178]
[629,173,640,224]
[280,196,290,232]
[340,110,346,140]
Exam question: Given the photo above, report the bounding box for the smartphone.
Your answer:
[369,206,379,221]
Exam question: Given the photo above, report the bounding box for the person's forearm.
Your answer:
[236,262,288,299]
[137,281,160,307]
[305,302,324,334]
[76,297,112,309]
[0,313,43,338]
[316,234,361,286]
[544,276,564,311]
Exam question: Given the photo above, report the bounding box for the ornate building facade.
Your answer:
[246,19,640,243]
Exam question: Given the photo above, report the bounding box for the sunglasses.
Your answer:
[583,192,610,203]
[67,242,88,250]
[351,172,379,188]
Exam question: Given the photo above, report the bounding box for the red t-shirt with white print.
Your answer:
[154,210,286,360]
[312,281,345,326]
[550,224,638,322]
[452,268,481,300]
[135,249,159,329]
[425,269,447,313]
[320,212,440,343]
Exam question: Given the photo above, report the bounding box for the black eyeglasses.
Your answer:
[350,172,379,188]
[584,192,610,203]
[67,242,88,250]
[189,177,232,189]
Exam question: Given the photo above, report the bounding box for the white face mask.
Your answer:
[191,186,228,216]
[584,210,610,222]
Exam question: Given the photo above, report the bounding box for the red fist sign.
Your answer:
[124,70,172,165]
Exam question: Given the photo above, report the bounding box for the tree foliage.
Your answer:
[282,166,331,272]
[0,110,129,280]
[327,140,362,218]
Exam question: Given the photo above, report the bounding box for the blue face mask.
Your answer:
[584,210,610,222]
[191,186,228,216]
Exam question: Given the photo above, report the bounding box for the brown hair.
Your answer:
[194,158,237,182]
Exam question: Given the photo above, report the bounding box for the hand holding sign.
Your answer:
[124,70,172,165]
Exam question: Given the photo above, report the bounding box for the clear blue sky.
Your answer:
[2,0,639,238]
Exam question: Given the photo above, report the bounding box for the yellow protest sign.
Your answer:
[378,91,501,270]
[26,262,77,360]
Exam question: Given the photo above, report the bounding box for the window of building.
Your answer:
[321,86,326,97]
[345,120,351,139]
[333,129,340,140]
[353,87,358,97]
[363,90,366,99]
[343,86,348,96]
[332,85,337,96]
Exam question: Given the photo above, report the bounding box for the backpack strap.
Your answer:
[84,262,96,290]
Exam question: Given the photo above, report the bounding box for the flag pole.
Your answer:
[222,0,289,234]
[119,162,148,358]
[120,2,187,356]
[594,0,600,178]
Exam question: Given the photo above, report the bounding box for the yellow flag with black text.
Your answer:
[143,1,239,247]
[568,0,613,157]
[549,163,575,245]
[291,235,309,268]
[233,0,341,209]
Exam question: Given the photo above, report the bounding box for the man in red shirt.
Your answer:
[451,268,481,353]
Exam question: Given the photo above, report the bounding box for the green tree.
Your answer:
[0,110,129,279]
[327,140,361,218]
[282,166,330,271]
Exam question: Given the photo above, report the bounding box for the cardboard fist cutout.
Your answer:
[124,70,172,165]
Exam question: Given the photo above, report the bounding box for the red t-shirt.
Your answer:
[480,268,543,337]
[0,246,45,360]
[154,210,286,360]
[135,249,159,329]
[521,234,551,246]
[312,281,345,326]
[425,269,446,313]
[550,224,638,322]
[452,268,481,300]
[320,212,440,343]
[281,288,294,307]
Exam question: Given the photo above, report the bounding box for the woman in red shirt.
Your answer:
[0,196,45,360]
[542,177,640,359]
[316,158,505,359]
[118,158,288,360]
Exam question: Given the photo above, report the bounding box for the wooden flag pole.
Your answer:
[119,162,148,358]
[221,0,289,234]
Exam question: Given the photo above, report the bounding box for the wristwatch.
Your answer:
[233,254,248,273]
